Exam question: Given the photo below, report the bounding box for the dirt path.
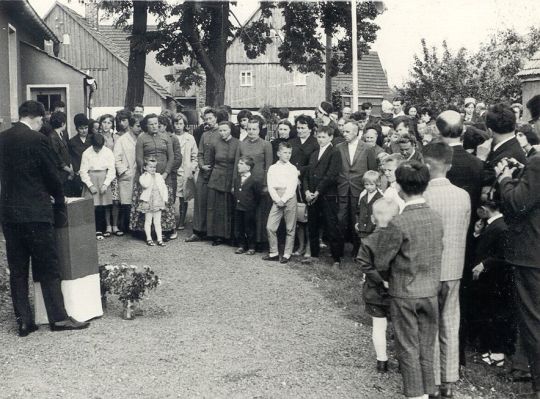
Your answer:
[1,233,486,399]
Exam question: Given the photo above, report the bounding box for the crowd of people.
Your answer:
[2,93,540,399]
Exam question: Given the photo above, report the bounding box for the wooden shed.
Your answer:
[44,2,173,118]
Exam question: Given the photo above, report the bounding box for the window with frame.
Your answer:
[294,70,307,86]
[240,71,253,87]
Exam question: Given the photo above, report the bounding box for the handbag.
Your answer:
[296,186,308,223]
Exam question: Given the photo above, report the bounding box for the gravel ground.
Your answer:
[0,232,522,398]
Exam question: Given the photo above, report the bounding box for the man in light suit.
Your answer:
[423,142,471,399]
[335,121,378,259]
[114,114,143,232]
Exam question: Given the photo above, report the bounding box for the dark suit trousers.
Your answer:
[391,296,439,398]
[234,209,256,250]
[514,266,540,391]
[338,194,360,256]
[308,196,343,261]
[3,222,68,325]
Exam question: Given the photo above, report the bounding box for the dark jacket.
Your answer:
[207,137,239,192]
[0,122,65,223]
[234,174,262,212]
[377,202,444,299]
[335,140,378,197]
[447,144,484,215]
[69,134,92,173]
[49,130,72,183]
[289,135,319,178]
[472,217,508,270]
[170,133,183,173]
[484,136,527,185]
[500,154,540,268]
[303,145,341,197]
[357,227,390,307]
[357,190,384,237]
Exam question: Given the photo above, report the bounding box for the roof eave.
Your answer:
[21,0,60,44]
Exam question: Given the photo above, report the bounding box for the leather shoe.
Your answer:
[280,256,290,264]
[211,239,223,246]
[185,234,201,243]
[262,254,279,261]
[50,317,90,331]
[376,360,388,373]
[440,383,453,398]
[18,322,38,337]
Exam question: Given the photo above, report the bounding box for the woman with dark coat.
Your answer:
[206,121,240,245]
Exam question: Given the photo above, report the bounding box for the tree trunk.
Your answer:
[325,31,332,102]
[124,1,148,110]
[205,72,226,107]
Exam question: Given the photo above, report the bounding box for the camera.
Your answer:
[502,157,523,169]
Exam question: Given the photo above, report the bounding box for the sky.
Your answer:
[30,0,540,88]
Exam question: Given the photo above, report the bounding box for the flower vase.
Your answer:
[122,300,135,320]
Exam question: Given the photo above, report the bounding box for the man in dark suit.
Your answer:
[48,111,75,193]
[483,103,527,186]
[335,121,378,258]
[0,101,90,336]
[303,126,343,266]
[496,154,540,399]
[437,111,484,214]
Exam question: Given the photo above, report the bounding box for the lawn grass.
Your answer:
[290,252,534,399]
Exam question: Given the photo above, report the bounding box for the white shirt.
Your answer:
[492,135,515,152]
[239,128,248,142]
[403,197,426,208]
[347,138,359,164]
[384,182,405,213]
[19,120,34,130]
[487,213,503,225]
[299,136,309,145]
[267,161,298,203]
[448,142,462,147]
[318,143,331,160]
[393,111,405,118]
[80,146,116,188]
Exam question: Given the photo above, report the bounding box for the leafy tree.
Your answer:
[102,1,382,107]
[397,28,540,114]
[101,1,169,109]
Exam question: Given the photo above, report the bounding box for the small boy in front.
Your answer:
[233,156,261,255]
[356,170,384,239]
[264,142,298,264]
[356,197,399,374]
[376,161,444,399]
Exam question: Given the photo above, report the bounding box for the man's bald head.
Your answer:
[436,110,463,139]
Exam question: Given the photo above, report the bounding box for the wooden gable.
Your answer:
[44,3,168,108]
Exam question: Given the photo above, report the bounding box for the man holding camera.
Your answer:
[492,104,540,398]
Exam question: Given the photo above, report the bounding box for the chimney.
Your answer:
[85,1,100,30]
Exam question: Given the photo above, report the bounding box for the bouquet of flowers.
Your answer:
[99,264,160,319]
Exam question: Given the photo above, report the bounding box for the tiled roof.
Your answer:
[98,24,158,60]
[517,50,540,78]
[332,51,390,98]
[55,3,170,99]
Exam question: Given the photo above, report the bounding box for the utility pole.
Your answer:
[351,0,359,112]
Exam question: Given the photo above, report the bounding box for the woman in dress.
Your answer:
[173,112,198,230]
[79,133,116,240]
[271,119,293,162]
[158,114,182,239]
[129,113,175,239]
[99,114,123,236]
[206,121,240,245]
[234,117,273,248]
